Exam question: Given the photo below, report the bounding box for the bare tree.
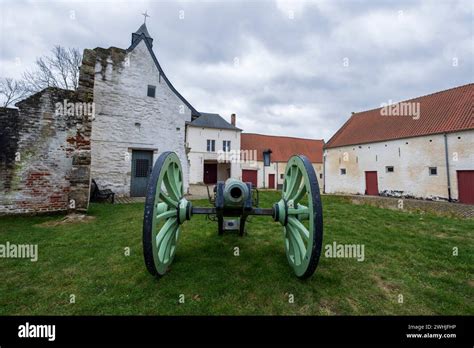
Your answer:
[23,45,82,93]
[0,78,29,107]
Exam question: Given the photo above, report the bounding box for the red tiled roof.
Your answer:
[241,133,324,163]
[325,83,474,148]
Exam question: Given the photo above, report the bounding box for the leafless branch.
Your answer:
[22,45,82,94]
[0,78,30,107]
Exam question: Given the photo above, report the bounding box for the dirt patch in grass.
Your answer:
[36,214,96,227]
[372,274,399,296]
[318,299,339,315]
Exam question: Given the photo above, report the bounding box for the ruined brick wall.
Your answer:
[0,51,94,215]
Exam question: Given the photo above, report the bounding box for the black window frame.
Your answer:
[222,140,231,152]
[386,166,394,173]
[147,85,156,98]
[340,168,346,175]
[429,167,438,176]
[207,139,215,152]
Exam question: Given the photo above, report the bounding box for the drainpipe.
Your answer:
[323,150,326,194]
[444,133,452,202]
[276,162,279,190]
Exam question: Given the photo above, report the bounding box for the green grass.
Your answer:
[0,192,472,315]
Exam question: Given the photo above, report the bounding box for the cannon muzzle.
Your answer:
[223,178,250,207]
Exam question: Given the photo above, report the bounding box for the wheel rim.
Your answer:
[143,152,190,277]
[277,155,323,278]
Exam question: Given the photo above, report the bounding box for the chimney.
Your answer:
[231,113,236,126]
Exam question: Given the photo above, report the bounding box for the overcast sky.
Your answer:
[1,0,472,140]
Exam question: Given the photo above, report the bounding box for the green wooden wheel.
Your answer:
[143,151,191,277]
[273,155,323,279]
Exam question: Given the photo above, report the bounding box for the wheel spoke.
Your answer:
[172,164,183,197]
[287,224,306,265]
[155,217,177,253]
[288,216,309,242]
[293,183,307,203]
[161,224,179,263]
[156,209,176,222]
[283,166,296,200]
[284,166,303,200]
[164,166,180,201]
[285,227,295,263]
[287,206,309,216]
[289,170,303,199]
[159,191,178,207]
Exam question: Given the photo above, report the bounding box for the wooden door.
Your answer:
[268,174,275,189]
[457,170,474,204]
[242,170,258,187]
[203,163,217,184]
[365,171,379,196]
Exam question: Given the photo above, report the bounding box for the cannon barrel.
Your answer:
[223,178,250,207]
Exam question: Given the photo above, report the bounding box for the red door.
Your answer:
[457,170,474,204]
[268,174,275,189]
[242,170,257,187]
[203,163,217,184]
[365,171,379,196]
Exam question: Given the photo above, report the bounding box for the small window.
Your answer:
[320,173,323,179]
[206,139,215,152]
[222,140,231,152]
[386,166,394,173]
[147,85,156,98]
[280,174,284,179]
[340,168,346,175]
[429,167,437,176]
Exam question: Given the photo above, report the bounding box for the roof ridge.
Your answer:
[242,133,324,142]
[352,82,474,115]
[325,83,473,149]
[324,113,356,148]
[126,33,200,117]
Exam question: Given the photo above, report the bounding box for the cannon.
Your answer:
[143,151,323,279]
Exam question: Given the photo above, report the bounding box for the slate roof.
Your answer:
[128,24,201,117]
[187,112,241,131]
[325,83,474,149]
[241,133,324,163]
[134,23,152,38]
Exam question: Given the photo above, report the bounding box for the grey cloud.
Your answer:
[1,0,472,140]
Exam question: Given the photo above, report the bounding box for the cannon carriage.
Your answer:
[143,151,323,279]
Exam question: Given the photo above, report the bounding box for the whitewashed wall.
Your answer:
[91,41,192,196]
[241,161,323,190]
[324,130,474,200]
[187,126,241,184]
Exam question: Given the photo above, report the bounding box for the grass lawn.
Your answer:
[0,191,472,315]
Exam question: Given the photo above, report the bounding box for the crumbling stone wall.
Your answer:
[0,51,95,215]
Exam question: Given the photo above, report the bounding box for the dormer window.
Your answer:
[147,85,156,98]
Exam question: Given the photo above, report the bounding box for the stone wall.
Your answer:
[90,40,192,196]
[0,51,94,215]
[337,194,474,219]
